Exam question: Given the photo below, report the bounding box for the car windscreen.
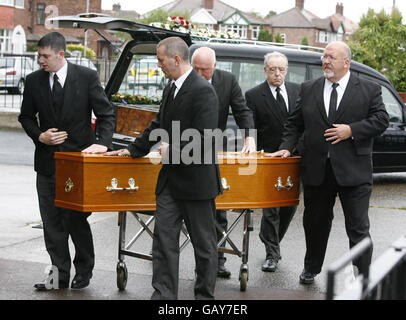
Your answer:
[0,58,16,68]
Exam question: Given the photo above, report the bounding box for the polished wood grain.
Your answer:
[115,104,158,137]
[55,152,300,212]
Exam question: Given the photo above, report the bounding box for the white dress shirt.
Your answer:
[323,71,350,116]
[268,82,289,112]
[172,67,193,98]
[49,60,68,89]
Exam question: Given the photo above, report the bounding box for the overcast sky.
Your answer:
[101,0,406,23]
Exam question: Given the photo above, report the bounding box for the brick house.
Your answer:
[266,0,358,48]
[0,0,120,57]
[146,0,268,40]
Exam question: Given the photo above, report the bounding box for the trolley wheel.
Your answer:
[240,270,248,291]
[116,262,128,291]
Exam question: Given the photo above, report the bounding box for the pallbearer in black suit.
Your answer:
[18,32,115,290]
[107,37,222,300]
[245,52,300,273]
[270,41,389,284]
[191,46,256,278]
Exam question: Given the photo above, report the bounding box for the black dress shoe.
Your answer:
[34,280,69,291]
[299,270,317,284]
[217,265,231,278]
[262,259,277,272]
[71,274,92,289]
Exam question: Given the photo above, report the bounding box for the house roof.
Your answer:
[266,6,357,34]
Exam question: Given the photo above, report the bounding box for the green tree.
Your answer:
[257,26,273,42]
[274,33,284,43]
[66,44,96,59]
[265,10,277,19]
[348,8,406,91]
[301,36,309,47]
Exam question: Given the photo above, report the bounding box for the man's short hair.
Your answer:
[264,51,288,67]
[191,46,216,67]
[157,37,189,61]
[38,32,66,52]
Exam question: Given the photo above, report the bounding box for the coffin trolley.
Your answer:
[54,151,300,291]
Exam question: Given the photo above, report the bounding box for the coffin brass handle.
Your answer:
[221,177,230,191]
[275,176,293,191]
[65,178,74,193]
[106,178,139,193]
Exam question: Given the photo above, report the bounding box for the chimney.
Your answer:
[296,0,304,10]
[113,3,121,12]
[202,0,214,10]
[336,2,344,15]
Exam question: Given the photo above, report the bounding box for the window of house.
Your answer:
[319,31,329,44]
[251,26,260,40]
[37,3,45,25]
[0,0,14,6]
[280,33,286,43]
[220,25,248,39]
[15,0,24,8]
[0,29,12,53]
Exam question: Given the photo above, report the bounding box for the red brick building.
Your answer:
[0,0,118,57]
[266,0,358,48]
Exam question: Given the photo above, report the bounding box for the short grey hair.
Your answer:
[191,46,216,67]
[264,51,289,67]
[157,36,189,61]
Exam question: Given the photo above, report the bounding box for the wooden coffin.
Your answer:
[115,104,158,137]
[54,152,300,212]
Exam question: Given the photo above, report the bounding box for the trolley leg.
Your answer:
[239,209,252,291]
[117,211,128,291]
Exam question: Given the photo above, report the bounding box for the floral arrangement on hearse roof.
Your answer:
[149,16,241,40]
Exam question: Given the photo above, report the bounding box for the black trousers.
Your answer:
[215,209,228,263]
[303,160,373,274]
[151,184,218,300]
[259,206,297,261]
[36,173,94,284]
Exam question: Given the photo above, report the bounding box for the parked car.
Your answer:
[125,57,165,90]
[66,57,98,72]
[0,56,35,94]
[51,15,406,173]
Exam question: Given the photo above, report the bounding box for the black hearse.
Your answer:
[51,15,406,173]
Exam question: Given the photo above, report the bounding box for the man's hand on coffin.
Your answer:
[104,149,131,157]
[241,136,257,154]
[81,144,108,153]
[39,128,68,146]
[266,149,291,158]
[158,142,169,160]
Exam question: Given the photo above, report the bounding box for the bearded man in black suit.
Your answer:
[19,32,115,291]
[245,52,300,273]
[191,46,256,279]
[270,41,389,284]
[107,37,222,300]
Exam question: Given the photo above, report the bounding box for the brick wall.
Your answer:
[11,0,102,55]
[0,6,14,29]
[271,27,325,48]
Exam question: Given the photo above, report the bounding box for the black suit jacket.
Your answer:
[18,62,115,175]
[245,81,300,152]
[211,69,254,133]
[127,69,222,200]
[280,73,389,186]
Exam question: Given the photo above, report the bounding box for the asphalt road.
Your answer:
[0,129,405,303]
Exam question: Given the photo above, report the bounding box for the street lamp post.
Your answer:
[83,0,89,58]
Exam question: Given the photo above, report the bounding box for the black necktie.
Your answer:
[328,83,339,124]
[52,73,63,115]
[276,86,288,115]
[168,81,176,101]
